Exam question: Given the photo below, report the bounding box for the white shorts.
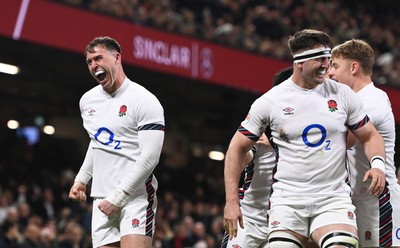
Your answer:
[268,195,357,238]
[91,192,157,247]
[221,217,269,248]
[354,184,400,247]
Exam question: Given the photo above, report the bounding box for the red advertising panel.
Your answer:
[1,0,289,93]
[1,0,400,122]
[0,0,23,37]
[377,85,400,123]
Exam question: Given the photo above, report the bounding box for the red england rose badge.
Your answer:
[327,99,338,112]
[118,105,127,117]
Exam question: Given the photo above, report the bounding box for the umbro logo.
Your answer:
[88,109,96,116]
[283,107,294,115]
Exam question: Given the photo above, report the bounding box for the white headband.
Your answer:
[293,47,331,63]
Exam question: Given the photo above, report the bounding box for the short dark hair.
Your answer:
[84,36,121,55]
[272,67,293,86]
[288,29,333,55]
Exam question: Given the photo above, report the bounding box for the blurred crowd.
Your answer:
[0,170,224,248]
[55,0,400,87]
[0,127,227,248]
[0,162,227,248]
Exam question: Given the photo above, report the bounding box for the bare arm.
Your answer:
[346,131,358,149]
[224,131,256,239]
[351,121,386,195]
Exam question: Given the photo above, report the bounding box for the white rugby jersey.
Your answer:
[240,143,275,225]
[241,78,367,197]
[348,83,397,198]
[79,78,165,197]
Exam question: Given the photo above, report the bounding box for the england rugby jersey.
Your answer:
[347,83,397,198]
[241,78,367,197]
[79,78,165,197]
[240,143,275,225]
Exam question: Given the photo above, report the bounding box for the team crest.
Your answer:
[347,211,354,220]
[131,218,140,228]
[118,105,127,117]
[327,99,338,112]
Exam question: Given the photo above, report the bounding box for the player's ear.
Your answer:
[295,62,304,69]
[114,52,121,64]
[350,61,359,75]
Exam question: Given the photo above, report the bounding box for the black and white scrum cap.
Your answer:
[293,47,331,63]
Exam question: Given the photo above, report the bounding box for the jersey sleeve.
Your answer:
[118,89,165,195]
[118,130,164,195]
[240,96,270,139]
[343,86,368,129]
[136,90,165,128]
[75,140,94,184]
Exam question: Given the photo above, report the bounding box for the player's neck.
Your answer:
[353,76,372,93]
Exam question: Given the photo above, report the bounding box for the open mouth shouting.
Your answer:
[95,70,106,81]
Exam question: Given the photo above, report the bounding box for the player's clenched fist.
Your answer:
[69,181,87,201]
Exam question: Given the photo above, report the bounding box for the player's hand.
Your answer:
[98,199,119,216]
[223,200,244,240]
[364,168,386,196]
[256,133,271,147]
[68,182,87,201]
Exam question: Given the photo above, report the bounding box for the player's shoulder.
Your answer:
[323,78,353,93]
[125,80,164,111]
[80,85,102,102]
[261,78,291,98]
[125,79,157,98]
[362,83,389,98]
[361,84,393,115]
[322,79,362,106]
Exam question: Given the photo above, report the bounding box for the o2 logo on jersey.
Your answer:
[396,227,400,240]
[94,127,121,150]
[302,124,331,150]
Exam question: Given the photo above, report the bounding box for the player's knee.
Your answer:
[319,231,358,248]
[268,231,304,248]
